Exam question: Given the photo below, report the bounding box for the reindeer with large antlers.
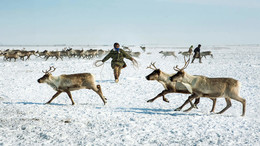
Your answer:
[37,66,107,105]
[146,62,203,110]
[170,57,246,116]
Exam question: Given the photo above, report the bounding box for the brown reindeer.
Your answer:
[37,66,107,105]
[45,51,62,61]
[170,57,246,116]
[146,62,204,111]
[3,51,21,62]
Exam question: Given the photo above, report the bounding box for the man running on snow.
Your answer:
[191,44,202,63]
[102,42,135,83]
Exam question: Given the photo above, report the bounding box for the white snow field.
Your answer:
[0,45,260,145]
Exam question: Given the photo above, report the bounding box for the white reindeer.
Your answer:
[146,62,217,112]
[159,51,177,58]
[170,57,246,116]
[37,66,107,105]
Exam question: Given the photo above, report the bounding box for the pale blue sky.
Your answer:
[0,0,259,45]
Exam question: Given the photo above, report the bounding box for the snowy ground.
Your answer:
[0,45,260,145]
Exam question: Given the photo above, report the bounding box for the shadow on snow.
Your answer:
[116,107,201,116]
[3,102,66,106]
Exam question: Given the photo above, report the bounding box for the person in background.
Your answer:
[191,44,202,63]
[102,42,135,83]
[188,45,193,55]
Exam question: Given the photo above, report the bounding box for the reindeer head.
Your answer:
[146,62,161,80]
[37,66,56,83]
[170,56,190,82]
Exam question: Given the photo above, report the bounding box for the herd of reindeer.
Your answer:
[34,46,245,116]
[0,46,213,62]
[0,46,141,62]
[2,45,244,116]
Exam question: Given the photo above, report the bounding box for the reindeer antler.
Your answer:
[173,56,190,71]
[42,66,56,74]
[147,62,158,70]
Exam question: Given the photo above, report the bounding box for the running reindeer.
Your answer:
[159,51,177,59]
[37,66,107,105]
[200,51,213,58]
[170,57,246,116]
[146,62,203,111]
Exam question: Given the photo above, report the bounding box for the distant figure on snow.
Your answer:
[101,42,137,83]
[188,45,193,55]
[191,44,202,63]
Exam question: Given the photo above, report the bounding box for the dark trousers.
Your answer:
[191,52,202,63]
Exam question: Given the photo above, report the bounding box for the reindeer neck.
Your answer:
[49,75,60,82]
[157,72,171,82]
[183,72,196,84]
[46,75,60,90]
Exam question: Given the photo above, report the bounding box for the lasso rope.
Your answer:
[131,58,139,70]
[94,60,105,82]
[94,60,104,67]
[94,59,139,82]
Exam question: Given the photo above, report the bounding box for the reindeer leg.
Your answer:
[210,98,216,113]
[217,98,231,114]
[162,95,169,103]
[184,94,199,112]
[147,90,171,103]
[175,94,197,111]
[93,85,107,105]
[65,91,75,105]
[46,91,62,104]
[194,98,200,109]
[175,98,190,111]
[231,96,246,116]
[26,55,30,60]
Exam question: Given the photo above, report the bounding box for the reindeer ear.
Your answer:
[158,69,161,75]
[180,70,185,76]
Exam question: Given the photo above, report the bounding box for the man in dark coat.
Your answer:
[191,44,202,63]
[102,42,134,83]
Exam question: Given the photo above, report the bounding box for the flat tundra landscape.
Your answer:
[0,45,260,145]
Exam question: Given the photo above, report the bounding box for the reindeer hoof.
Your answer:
[163,98,169,103]
[147,100,153,103]
[174,108,181,111]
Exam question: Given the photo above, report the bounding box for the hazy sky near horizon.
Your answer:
[0,0,259,46]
